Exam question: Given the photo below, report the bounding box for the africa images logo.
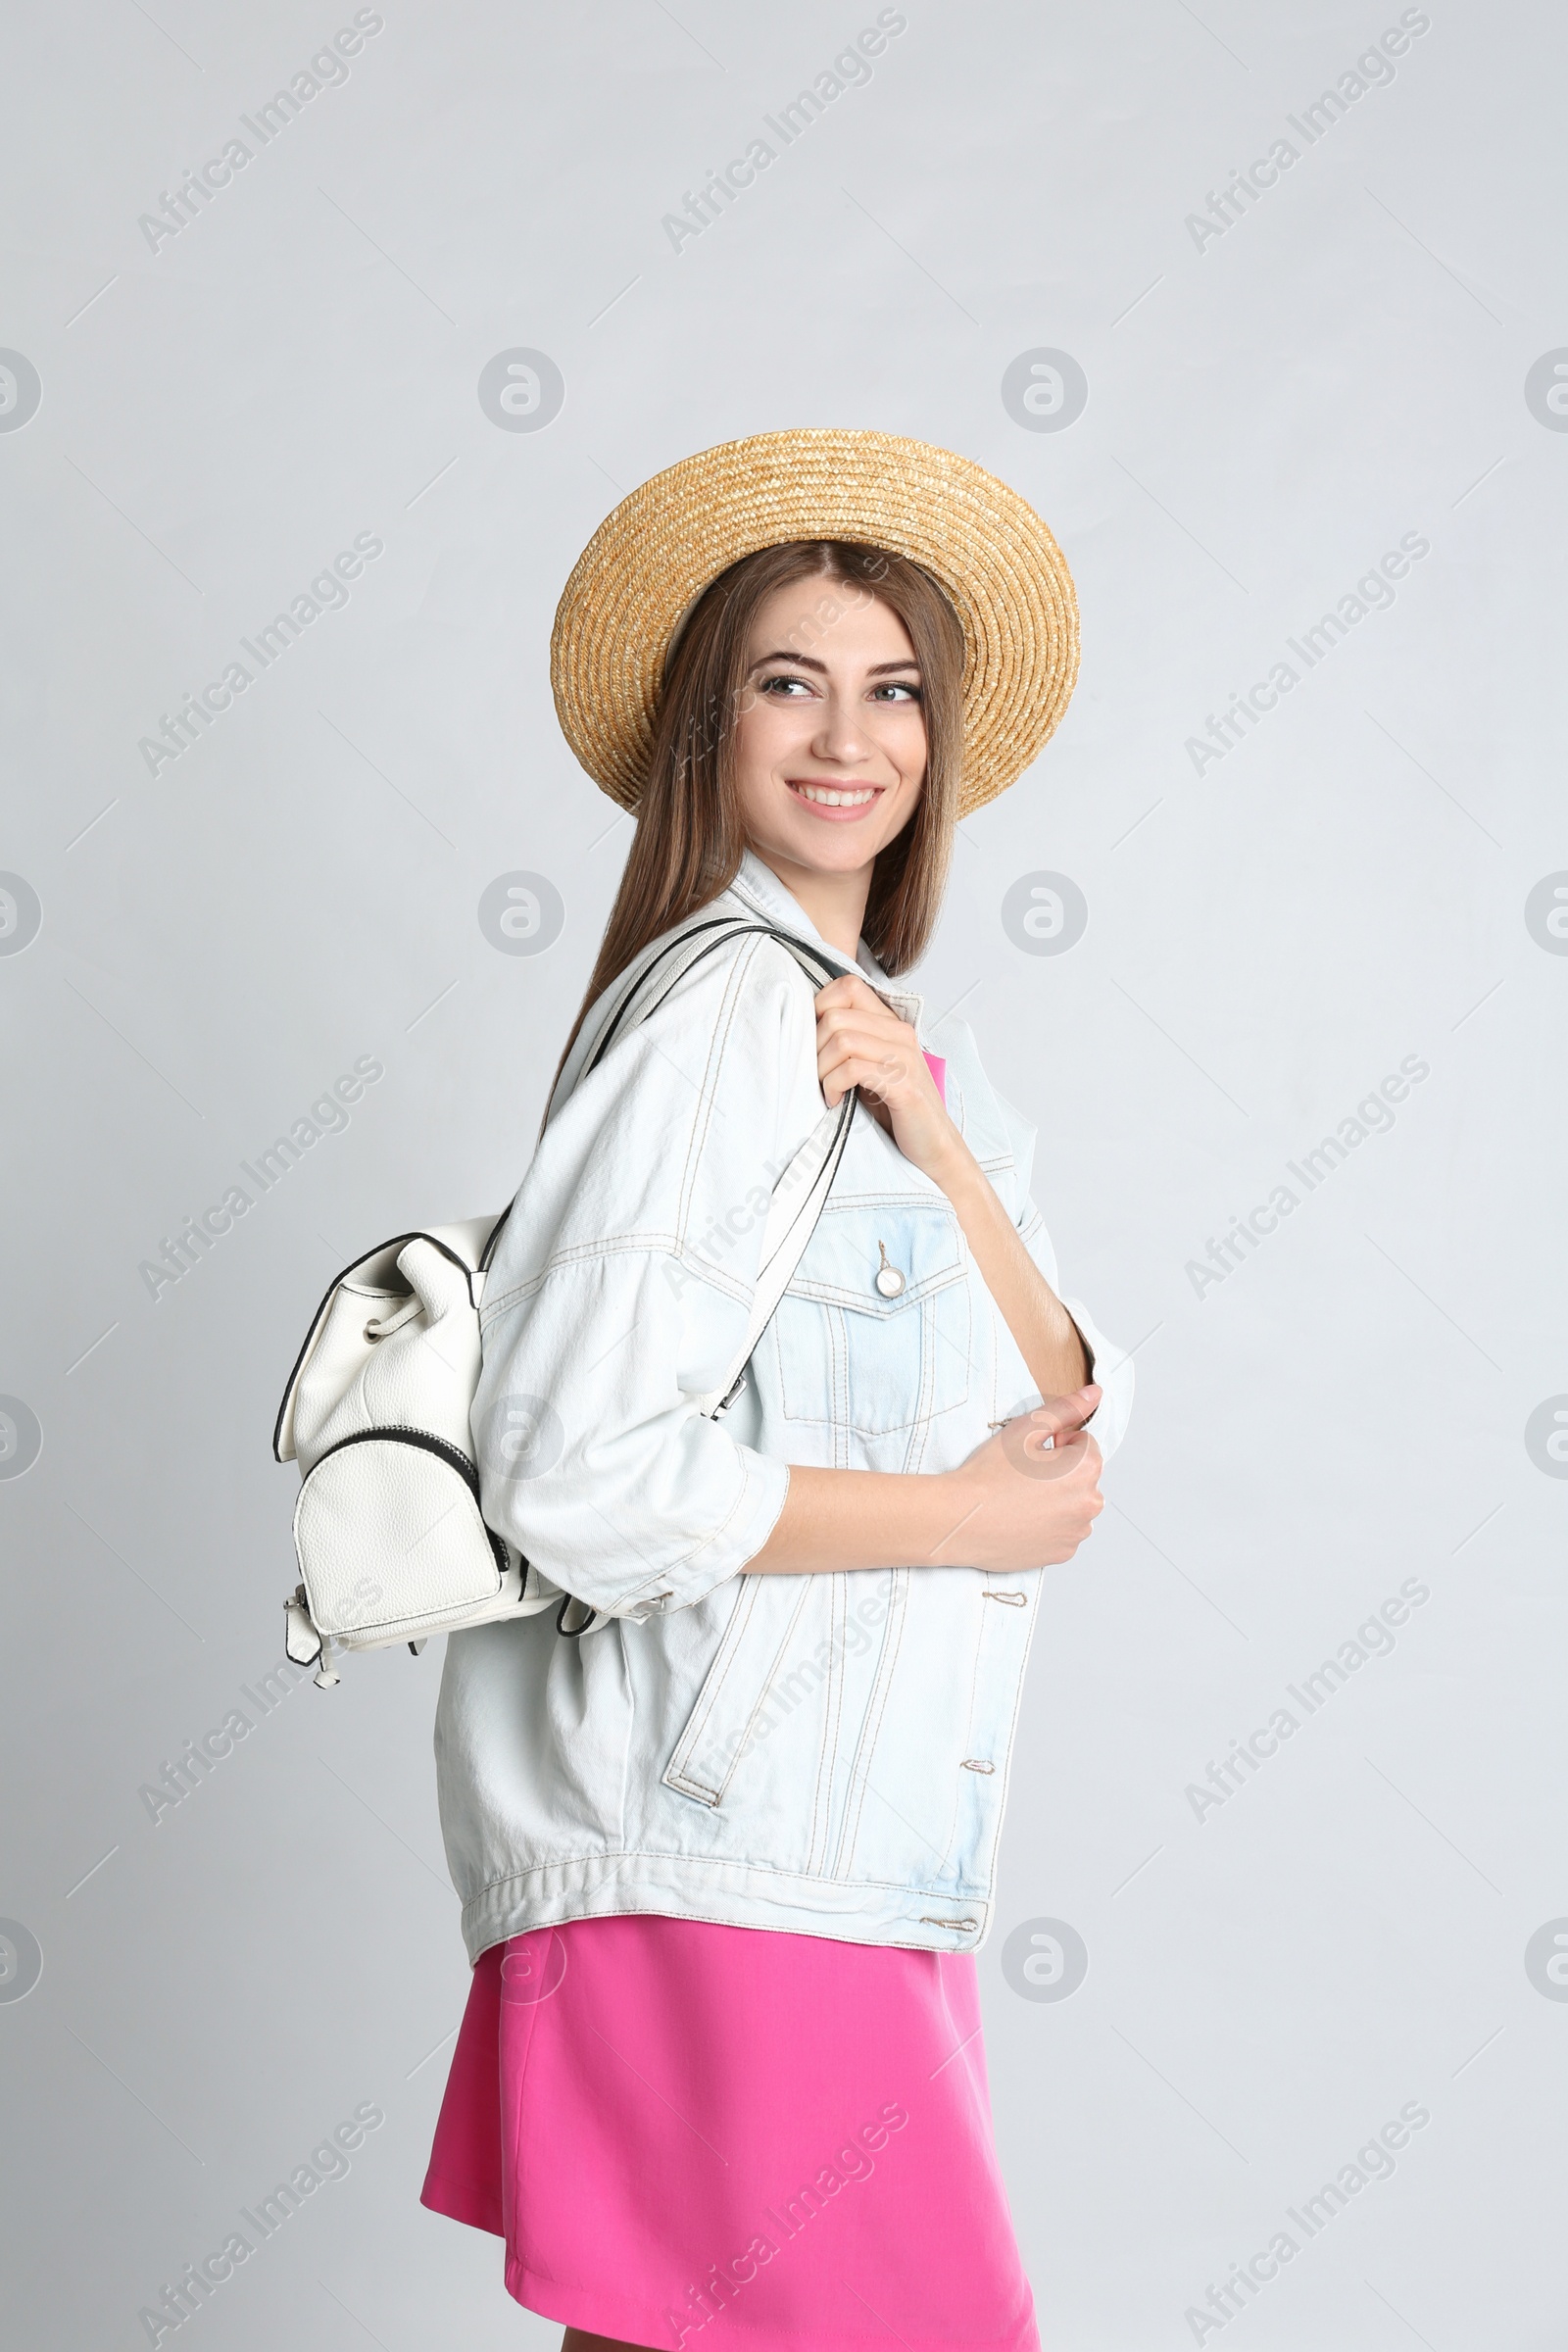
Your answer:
[0,350,42,431]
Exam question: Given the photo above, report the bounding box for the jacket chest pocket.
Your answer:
[769,1199,970,1437]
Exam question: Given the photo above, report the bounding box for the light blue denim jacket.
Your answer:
[434,852,1133,1963]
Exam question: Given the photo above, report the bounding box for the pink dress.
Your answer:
[421,1050,1038,2349]
[421,1917,1039,2352]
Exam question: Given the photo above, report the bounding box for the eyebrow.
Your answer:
[752,650,922,674]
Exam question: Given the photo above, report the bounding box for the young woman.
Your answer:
[420,431,1133,2352]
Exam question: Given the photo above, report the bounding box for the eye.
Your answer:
[870,680,922,703]
[758,671,815,697]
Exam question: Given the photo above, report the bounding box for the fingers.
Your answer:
[815,997,913,1056]
[816,1032,913,1089]
[817,1021,914,1082]
[816,1016,922,1090]
[819,1049,912,1103]
[1028,1384,1101,1438]
[813,974,882,1012]
[958,1420,1104,1566]
[814,990,929,1128]
[997,1419,1098,1485]
[1040,1449,1103,1554]
[822,1069,893,1113]
[997,1391,1101,1474]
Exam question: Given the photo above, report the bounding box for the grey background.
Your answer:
[1,2,1563,2345]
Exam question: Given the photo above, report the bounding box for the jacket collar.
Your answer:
[723,850,926,1032]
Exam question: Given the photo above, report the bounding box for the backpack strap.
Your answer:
[571,915,861,1416]
[692,1086,856,1419]
[479,916,859,1276]
[591,917,855,1065]
[544,918,862,1638]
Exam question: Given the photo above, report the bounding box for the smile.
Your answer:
[788,780,884,811]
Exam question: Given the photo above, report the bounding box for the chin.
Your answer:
[787,828,891,872]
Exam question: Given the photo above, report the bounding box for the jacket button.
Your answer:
[874,1241,906,1298]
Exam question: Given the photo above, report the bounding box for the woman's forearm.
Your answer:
[811,977,1090,1398]
[746,1389,1104,1576]
[747,1464,966,1575]
[929,1137,1091,1399]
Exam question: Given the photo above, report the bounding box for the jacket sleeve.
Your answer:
[471,936,819,1617]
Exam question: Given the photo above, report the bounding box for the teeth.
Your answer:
[795,783,876,807]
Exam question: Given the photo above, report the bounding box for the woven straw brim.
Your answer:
[550,428,1079,818]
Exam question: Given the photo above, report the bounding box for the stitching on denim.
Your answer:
[666,1579,759,1769]
[464,1843,992,1907]
[805,1572,848,1876]
[481,1233,757,1328]
[672,932,757,1248]
[609,1450,775,1607]
[831,1565,907,1881]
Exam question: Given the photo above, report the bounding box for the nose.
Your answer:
[810,686,874,765]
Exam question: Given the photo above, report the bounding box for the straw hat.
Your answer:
[550,428,1079,818]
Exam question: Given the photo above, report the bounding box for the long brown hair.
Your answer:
[555,539,965,1087]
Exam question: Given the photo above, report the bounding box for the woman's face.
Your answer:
[732,576,927,881]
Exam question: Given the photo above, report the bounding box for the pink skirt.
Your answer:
[420,1914,1039,2352]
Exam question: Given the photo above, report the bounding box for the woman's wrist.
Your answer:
[918,1116,981,1202]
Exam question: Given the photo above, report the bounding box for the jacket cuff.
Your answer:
[614,1446,792,1620]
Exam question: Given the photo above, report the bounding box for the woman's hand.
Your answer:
[747,1386,1104,1577]
[937,1387,1104,1570]
[814,972,958,1183]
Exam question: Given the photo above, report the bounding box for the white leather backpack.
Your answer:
[273,919,856,1685]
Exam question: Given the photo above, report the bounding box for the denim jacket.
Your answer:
[433,851,1133,1962]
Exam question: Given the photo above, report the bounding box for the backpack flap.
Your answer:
[273,1215,504,1463]
[286,1238,487,1475]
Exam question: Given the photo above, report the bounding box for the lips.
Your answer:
[787,779,884,816]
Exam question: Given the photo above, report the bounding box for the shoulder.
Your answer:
[601,915,819,1083]
[502,915,824,1250]
[551,910,815,1113]
[484,905,841,1304]
[657,917,823,1021]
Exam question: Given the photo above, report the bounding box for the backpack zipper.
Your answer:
[303,1425,511,1580]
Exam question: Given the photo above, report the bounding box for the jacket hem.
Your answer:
[457,1849,991,1968]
